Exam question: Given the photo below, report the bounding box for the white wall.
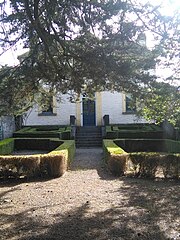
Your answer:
[25,95,76,126]
[101,91,146,124]
[25,91,147,126]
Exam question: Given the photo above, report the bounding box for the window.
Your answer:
[123,93,136,114]
[38,96,57,116]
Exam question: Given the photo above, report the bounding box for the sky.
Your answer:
[0,0,180,79]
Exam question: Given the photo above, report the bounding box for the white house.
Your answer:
[22,32,150,127]
[24,91,146,126]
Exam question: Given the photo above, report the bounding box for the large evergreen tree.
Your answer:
[0,0,179,125]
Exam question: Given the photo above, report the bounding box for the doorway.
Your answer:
[82,98,96,126]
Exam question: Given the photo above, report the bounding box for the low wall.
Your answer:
[0,116,15,139]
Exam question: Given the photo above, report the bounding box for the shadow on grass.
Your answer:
[1,179,179,240]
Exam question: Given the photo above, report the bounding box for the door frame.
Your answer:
[81,94,96,126]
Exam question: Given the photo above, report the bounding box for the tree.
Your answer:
[0,65,37,116]
[0,0,179,125]
[136,82,180,126]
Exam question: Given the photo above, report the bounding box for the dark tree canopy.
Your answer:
[0,0,179,125]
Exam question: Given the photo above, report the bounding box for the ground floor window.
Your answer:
[38,96,57,116]
[123,93,136,114]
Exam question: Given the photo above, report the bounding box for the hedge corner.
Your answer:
[103,139,128,176]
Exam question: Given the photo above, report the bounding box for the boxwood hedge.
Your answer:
[0,138,75,179]
[103,139,180,179]
[13,126,72,139]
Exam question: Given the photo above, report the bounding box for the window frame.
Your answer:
[122,93,136,114]
[38,96,57,116]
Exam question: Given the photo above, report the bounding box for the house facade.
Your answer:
[24,91,146,126]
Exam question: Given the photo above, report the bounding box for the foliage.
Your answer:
[136,82,180,126]
[114,139,180,153]
[13,126,71,139]
[0,138,14,155]
[129,152,180,179]
[0,0,179,123]
[103,139,180,178]
[0,0,157,115]
[0,65,37,116]
[0,138,75,179]
[50,140,76,165]
[103,139,126,159]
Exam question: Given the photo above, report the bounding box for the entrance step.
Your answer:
[75,126,102,148]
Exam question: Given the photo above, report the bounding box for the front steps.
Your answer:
[75,126,102,148]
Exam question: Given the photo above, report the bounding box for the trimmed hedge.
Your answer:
[164,139,180,153]
[105,124,164,140]
[118,131,164,139]
[0,138,14,155]
[105,130,164,139]
[14,138,63,151]
[0,139,75,179]
[114,139,180,153]
[103,140,127,176]
[49,140,76,166]
[13,126,72,139]
[111,123,162,131]
[103,139,180,179]
[129,152,179,178]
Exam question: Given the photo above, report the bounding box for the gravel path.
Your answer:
[0,148,180,240]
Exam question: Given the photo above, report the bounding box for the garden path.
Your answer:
[0,148,179,240]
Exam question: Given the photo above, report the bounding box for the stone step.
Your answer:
[75,126,102,148]
[76,142,102,148]
[76,127,101,133]
[76,135,102,138]
[76,139,102,143]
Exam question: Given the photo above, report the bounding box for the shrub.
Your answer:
[105,131,118,139]
[128,153,180,179]
[114,139,180,153]
[14,138,63,151]
[0,155,40,179]
[164,140,180,153]
[118,131,163,139]
[105,124,164,139]
[0,139,75,179]
[103,139,180,179]
[128,153,160,178]
[60,131,71,140]
[160,154,179,179]
[40,154,66,177]
[103,140,127,176]
[108,154,128,176]
[0,138,14,155]
[50,140,76,166]
[13,126,72,139]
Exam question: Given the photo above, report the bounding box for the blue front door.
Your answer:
[82,98,96,126]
